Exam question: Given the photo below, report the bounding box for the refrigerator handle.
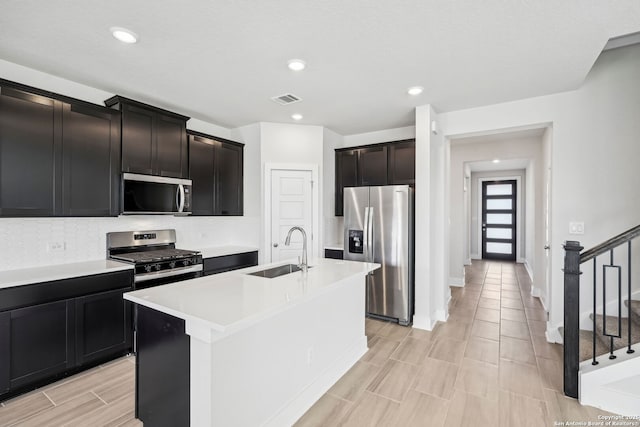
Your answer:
[368,206,374,264]
[363,206,370,261]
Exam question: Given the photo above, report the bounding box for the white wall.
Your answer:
[437,44,640,337]
[0,59,261,271]
[322,128,344,246]
[342,126,415,148]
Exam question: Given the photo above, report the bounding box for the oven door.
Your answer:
[134,269,203,290]
[122,173,192,215]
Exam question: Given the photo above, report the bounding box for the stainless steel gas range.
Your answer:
[107,229,203,289]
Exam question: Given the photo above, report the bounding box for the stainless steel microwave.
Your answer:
[122,173,192,215]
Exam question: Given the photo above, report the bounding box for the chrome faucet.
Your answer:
[284,226,308,272]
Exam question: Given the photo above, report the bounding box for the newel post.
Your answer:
[563,240,583,399]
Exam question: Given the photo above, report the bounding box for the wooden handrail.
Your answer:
[580,224,640,264]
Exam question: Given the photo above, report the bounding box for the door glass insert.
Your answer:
[486,228,512,239]
[486,198,512,210]
[486,184,513,196]
[486,213,512,225]
[486,242,512,254]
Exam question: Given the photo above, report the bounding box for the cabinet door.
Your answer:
[215,142,243,215]
[0,312,9,393]
[358,145,388,186]
[75,288,132,366]
[188,135,215,215]
[121,104,155,175]
[335,150,358,216]
[61,103,121,216]
[156,114,188,178]
[6,300,75,390]
[0,86,61,216]
[388,140,415,185]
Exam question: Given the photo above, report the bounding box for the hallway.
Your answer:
[296,260,613,426]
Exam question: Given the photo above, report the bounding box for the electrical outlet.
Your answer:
[569,222,585,235]
[47,242,66,252]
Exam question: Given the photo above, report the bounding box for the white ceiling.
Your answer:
[1,1,639,135]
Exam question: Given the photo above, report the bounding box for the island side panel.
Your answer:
[136,305,190,427]
[190,273,368,426]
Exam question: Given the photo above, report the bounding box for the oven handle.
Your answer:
[134,264,203,283]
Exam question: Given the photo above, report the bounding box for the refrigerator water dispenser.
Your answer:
[348,230,364,254]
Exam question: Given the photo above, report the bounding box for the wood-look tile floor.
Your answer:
[0,261,616,426]
[296,260,617,427]
[0,356,140,427]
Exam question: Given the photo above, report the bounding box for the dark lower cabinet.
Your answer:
[136,306,189,427]
[0,269,134,401]
[203,251,258,276]
[324,248,344,259]
[1,300,75,392]
[75,289,132,366]
[188,130,244,216]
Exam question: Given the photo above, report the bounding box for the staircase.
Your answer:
[563,224,640,417]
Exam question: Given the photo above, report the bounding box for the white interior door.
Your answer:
[270,169,313,263]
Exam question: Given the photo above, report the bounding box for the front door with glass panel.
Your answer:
[482,180,516,261]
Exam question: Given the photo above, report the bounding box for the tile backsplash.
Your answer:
[0,216,260,272]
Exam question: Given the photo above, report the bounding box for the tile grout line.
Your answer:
[42,391,57,407]
[91,390,109,406]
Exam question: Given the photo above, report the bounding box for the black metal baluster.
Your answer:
[592,258,598,365]
[628,241,635,354]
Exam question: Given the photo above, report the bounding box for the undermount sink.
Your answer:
[247,264,311,279]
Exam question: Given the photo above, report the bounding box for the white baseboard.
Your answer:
[522,260,533,280]
[546,323,563,344]
[413,313,437,331]
[471,254,481,260]
[464,258,472,266]
[449,276,465,287]
[434,308,448,323]
[264,337,368,427]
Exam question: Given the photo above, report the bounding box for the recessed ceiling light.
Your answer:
[407,86,424,96]
[291,113,303,121]
[492,159,501,164]
[287,59,306,71]
[110,27,138,44]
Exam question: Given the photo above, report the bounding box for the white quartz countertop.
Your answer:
[0,260,133,290]
[124,258,378,335]
[198,245,258,258]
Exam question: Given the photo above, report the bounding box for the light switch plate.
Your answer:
[569,222,585,235]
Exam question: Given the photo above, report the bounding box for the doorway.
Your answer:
[481,179,517,261]
[264,164,319,263]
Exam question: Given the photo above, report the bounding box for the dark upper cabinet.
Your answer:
[61,103,121,216]
[188,131,244,216]
[335,149,359,216]
[359,145,388,186]
[388,140,416,185]
[0,80,121,217]
[105,96,189,179]
[335,139,415,216]
[216,142,243,215]
[0,86,60,216]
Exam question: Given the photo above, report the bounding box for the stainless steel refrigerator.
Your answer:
[343,185,414,325]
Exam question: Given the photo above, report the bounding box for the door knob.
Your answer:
[273,243,279,248]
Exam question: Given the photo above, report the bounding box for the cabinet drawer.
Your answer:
[0,269,133,313]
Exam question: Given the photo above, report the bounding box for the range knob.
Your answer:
[144,265,153,273]
[182,259,191,266]
[169,261,176,269]
[154,263,162,271]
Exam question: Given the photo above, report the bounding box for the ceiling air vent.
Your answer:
[271,93,302,105]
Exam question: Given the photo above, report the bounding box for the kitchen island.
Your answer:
[124,257,379,427]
